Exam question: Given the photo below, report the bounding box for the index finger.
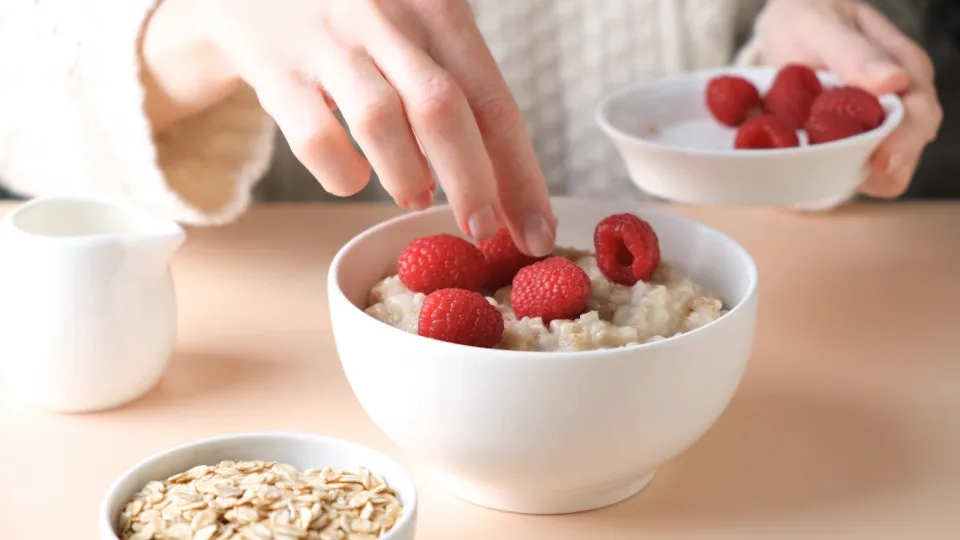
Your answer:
[855,3,936,87]
[856,3,942,143]
[418,3,557,257]
[807,11,910,95]
[357,6,503,243]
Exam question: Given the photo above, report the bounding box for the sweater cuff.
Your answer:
[80,3,275,225]
[149,85,276,225]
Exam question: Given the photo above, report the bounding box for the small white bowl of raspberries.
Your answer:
[596,64,904,207]
[327,198,758,515]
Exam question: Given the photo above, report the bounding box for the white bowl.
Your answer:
[99,432,418,540]
[596,66,904,207]
[328,198,759,515]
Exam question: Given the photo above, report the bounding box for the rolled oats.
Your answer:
[118,461,403,540]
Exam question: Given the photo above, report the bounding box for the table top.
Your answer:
[1,202,959,540]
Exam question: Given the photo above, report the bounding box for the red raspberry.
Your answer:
[805,112,868,145]
[734,114,800,149]
[593,213,661,286]
[764,64,824,129]
[510,257,591,324]
[476,227,542,291]
[398,234,488,294]
[418,288,504,348]
[810,86,885,131]
[705,75,764,127]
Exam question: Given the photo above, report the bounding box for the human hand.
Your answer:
[200,0,556,255]
[755,0,942,198]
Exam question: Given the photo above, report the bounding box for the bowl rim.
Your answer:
[0,195,185,244]
[98,431,418,539]
[595,65,904,158]
[328,198,760,359]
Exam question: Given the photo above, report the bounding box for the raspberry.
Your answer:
[418,288,504,348]
[510,257,591,324]
[764,64,824,129]
[805,111,868,145]
[734,114,800,149]
[476,227,542,291]
[593,213,661,286]
[397,234,488,294]
[810,86,885,131]
[705,75,764,127]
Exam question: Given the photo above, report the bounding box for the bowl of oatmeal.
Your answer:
[99,432,417,540]
[328,197,758,514]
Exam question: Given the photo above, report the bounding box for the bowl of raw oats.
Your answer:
[99,432,417,540]
[328,197,759,515]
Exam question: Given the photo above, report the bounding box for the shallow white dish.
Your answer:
[596,66,904,207]
[328,197,759,515]
[99,432,418,540]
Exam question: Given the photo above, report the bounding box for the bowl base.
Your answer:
[433,469,656,515]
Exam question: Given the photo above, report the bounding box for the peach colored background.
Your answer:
[1,202,959,539]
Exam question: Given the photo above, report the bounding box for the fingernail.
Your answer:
[406,190,434,211]
[865,60,901,82]
[468,204,498,241]
[523,214,556,257]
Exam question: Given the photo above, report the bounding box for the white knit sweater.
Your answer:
[0,0,767,225]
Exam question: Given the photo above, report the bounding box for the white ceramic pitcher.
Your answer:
[0,197,185,412]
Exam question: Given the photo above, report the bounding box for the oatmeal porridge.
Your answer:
[365,249,727,352]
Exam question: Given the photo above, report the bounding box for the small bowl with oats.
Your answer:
[99,432,417,540]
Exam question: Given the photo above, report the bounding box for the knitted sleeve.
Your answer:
[0,0,276,225]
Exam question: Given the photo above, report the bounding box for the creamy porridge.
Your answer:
[365,249,727,352]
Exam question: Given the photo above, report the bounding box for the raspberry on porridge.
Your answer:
[365,214,728,352]
[365,250,727,353]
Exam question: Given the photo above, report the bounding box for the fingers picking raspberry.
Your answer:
[418,288,504,348]
[398,234,489,294]
[705,75,764,127]
[593,213,661,286]
[476,227,543,291]
[510,257,591,324]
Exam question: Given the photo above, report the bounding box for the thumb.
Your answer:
[814,18,910,95]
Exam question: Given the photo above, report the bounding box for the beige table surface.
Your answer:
[1,202,959,539]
